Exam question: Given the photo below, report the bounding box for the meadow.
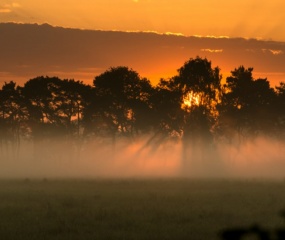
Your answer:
[0,178,285,240]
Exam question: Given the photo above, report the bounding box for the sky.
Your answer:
[1,0,285,42]
[0,0,285,87]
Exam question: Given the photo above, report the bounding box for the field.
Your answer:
[0,179,285,240]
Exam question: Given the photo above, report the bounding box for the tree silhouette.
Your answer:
[49,78,92,138]
[218,66,276,144]
[22,77,55,138]
[0,81,28,159]
[0,57,283,168]
[275,82,285,139]
[22,76,91,160]
[139,78,183,151]
[160,57,222,174]
[91,66,154,149]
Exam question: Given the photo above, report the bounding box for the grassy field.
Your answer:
[0,178,285,240]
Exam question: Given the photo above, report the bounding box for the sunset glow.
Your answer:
[1,1,285,87]
[2,4,285,240]
[183,91,200,109]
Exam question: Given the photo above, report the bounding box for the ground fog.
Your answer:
[0,135,285,179]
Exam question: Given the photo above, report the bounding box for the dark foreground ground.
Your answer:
[0,178,285,240]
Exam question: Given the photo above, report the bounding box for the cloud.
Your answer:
[193,35,229,39]
[0,2,21,13]
[269,49,283,55]
[262,49,284,55]
[201,49,223,53]
[165,32,184,36]
[205,35,229,39]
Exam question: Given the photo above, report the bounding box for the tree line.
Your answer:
[1,56,285,161]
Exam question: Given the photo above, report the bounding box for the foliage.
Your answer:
[91,66,153,138]
[1,56,285,164]
[218,66,277,142]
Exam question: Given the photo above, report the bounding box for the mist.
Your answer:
[1,135,285,180]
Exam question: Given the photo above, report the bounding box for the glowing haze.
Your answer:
[1,0,285,41]
[1,136,285,179]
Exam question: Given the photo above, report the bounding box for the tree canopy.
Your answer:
[1,57,285,166]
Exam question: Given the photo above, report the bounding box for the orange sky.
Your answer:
[1,1,285,87]
[1,0,285,41]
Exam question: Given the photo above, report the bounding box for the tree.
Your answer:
[23,76,91,137]
[49,78,92,138]
[157,57,222,174]
[218,66,276,143]
[174,57,222,139]
[0,81,28,159]
[90,66,154,147]
[274,82,285,139]
[22,76,56,139]
[150,78,183,138]
[136,78,184,152]
[22,76,91,160]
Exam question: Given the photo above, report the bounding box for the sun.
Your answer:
[182,91,200,109]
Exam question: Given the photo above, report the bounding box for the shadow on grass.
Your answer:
[220,211,285,240]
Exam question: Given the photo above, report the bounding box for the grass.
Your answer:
[0,178,285,239]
